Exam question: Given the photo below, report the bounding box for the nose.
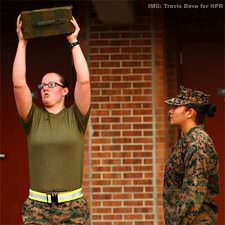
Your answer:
[42,84,49,91]
[169,108,174,114]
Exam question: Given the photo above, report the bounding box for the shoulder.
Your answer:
[184,127,217,161]
[192,127,212,142]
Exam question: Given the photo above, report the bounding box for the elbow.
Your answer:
[13,83,27,89]
[77,80,90,85]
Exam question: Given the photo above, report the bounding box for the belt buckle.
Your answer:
[51,192,58,204]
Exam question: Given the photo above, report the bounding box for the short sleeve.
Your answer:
[19,103,38,135]
[70,103,91,134]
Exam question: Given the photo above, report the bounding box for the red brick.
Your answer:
[124,214,143,220]
[124,186,144,192]
[110,40,130,45]
[122,61,141,67]
[101,103,121,109]
[103,186,122,192]
[102,76,122,81]
[131,40,151,45]
[102,89,122,95]
[123,89,142,95]
[113,193,132,199]
[111,96,131,102]
[100,47,120,53]
[134,180,153,185]
[124,201,143,206]
[103,214,123,220]
[90,68,111,75]
[112,68,131,74]
[112,124,131,130]
[123,159,142,164]
[92,167,111,172]
[92,223,111,225]
[103,201,122,206]
[90,40,109,45]
[112,180,132,185]
[101,117,120,123]
[92,96,109,102]
[92,82,110,88]
[123,145,142,151]
[121,32,142,38]
[90,55,109,60]
[93,193,112,199]
[123,75,143,81]
[112,138,132,144]
[123,117,142,122]
[92,110,109,116]
[121,103,142,108]
[121,47,141,53]
[112,110,131,116]
[122,131,142,136]
[90,33,99,39]
[92,124,110,130]
[112,152,131,158]
[134,193,153,199]
[101,61,120,67]
[113,208,132,213]
[132,54,151,60]
[102,159,121,165]
[102,145,121,151]
[92,207,112,213]
[113,166,132,172]
[100,33,120,38]
[101,131,121,136]
[92,138,111,144]
[133,83,152,88]
[111,54,131,60]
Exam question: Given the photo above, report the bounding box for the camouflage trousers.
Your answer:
[21,197,90,225]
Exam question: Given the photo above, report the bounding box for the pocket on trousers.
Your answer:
[21,198,30,215]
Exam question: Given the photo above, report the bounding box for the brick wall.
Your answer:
[89,5,154,224]
[81,3,178,224]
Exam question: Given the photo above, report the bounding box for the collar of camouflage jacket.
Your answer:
[181,125,204,138]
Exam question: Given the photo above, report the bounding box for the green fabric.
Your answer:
[20,103,90,192]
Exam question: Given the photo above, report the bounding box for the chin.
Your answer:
[169,119,177,126]
[42,100,52,107]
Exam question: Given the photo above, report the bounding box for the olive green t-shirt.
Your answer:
[20,103,90,192]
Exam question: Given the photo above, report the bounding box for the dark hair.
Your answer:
[186,103,216,124]
[57,74,70,105]
[57,73,69,88]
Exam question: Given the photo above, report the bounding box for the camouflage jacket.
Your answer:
[163,125,219,225]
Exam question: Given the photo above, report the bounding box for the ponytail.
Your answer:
[186,103,216,124]
[204,104,216,117]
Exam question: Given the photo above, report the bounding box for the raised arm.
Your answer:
[67,17,91,116]
[13,15,32,121]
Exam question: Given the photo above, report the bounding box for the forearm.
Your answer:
[176,183,207,225]
[71,44,90,84]
[175,153,208,224]
[12,40,27,87]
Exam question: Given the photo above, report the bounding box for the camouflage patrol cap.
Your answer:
[165,86,209,106]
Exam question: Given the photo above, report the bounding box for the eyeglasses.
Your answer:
[38,81,65,90]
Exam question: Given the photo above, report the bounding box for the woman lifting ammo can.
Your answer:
[13,14,91,224]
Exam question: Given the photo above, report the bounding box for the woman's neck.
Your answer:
[44,102,65,114]
[181,120,197,135]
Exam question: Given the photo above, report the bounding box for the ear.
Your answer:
[186,108,196,119]
[63,87,69,96]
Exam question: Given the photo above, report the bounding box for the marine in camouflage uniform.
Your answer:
[163,86,219,225]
